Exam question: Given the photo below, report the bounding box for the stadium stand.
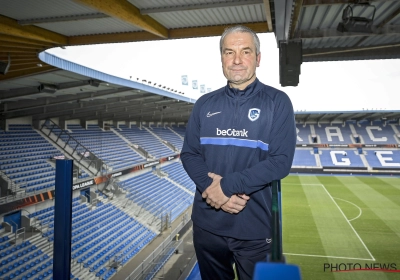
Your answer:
[295,125,311,144]
[63,124,145,171]
[18,196,158,280]
[118,125,175,159]
[150,127,183,151]
[292,149,317,167]
[364,150,400,169]
[353,121,398,144]
[121,170,194,223]
[170,125,186,139]
[0,125,64,194]
[313,124,353,144]
[319,149,365,168]
[161,162,196,193]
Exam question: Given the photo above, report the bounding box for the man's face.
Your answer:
[221,32,261,90]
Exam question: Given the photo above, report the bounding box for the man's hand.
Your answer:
[202,172,229,209]
[221,194,250,214]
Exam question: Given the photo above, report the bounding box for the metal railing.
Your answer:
[125,220,186,280]
[40,119,104,176]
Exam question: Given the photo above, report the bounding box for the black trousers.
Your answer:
[193,224,271,280]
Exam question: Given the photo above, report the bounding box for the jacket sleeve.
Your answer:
[220,92,296,196]
[180,98,213,193]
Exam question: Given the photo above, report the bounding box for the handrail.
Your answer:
[125,219,186,280]
[40,119,105,176]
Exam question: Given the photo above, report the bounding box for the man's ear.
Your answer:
[256,52,261,67]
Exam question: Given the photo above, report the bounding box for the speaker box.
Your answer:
[279,40,302,87]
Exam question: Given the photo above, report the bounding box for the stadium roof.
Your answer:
[1,0,400,124]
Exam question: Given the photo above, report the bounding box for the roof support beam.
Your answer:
[0,34,55,47]
[0,65,56,82]
[30,98,183,121]
[0,53,38,60]
[3,93,158,120]
[303,43,400,61]
[17,13,109,25]
[0,15,67,45]
[140,0,263,14]
[302,0,388,6]
[69,22,269,45]
[75,103,193,122]
[377,7,400,28]
[296,25,400,39]
[262,0,274,32]
[290,0,304,38]
[273,0,295,42]
[0,80,100,101]
[169,22,269,39]
[0,41,49,50]
[73,0,168,38]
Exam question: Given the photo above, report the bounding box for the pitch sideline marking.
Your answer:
[320,184,375,261]
[284,253,375,261]
[285,182,375,261]
[332,196,363,222]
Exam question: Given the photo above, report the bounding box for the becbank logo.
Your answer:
[216,128,248,137]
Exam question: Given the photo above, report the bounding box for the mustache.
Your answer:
[228,67,247,70]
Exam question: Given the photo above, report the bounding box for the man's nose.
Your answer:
[233,52,242,64]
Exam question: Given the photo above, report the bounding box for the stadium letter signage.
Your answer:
[296,127,303,142]
[73,179,94,190]
[330,151,350,166]
[325,127,344,142]
[143,161,159,168]
[366,126,387,142]
[375,151,400,167]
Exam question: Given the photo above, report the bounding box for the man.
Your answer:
[181,25,296,280]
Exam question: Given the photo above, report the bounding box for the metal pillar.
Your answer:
[53,159,73,280]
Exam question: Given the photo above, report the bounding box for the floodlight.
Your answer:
[337,3,376,33]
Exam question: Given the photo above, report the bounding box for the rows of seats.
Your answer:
[313,124,353,144]
[150,127,183,151]
[320,149,365,168]
[61,124,144,171]
[0,125,64,193]
[170,126,186,138]
[353,121,398,144]
[160,162,195,193]
[0,238,62,280]
[29,198,156,280]
[118,125,175,159]
[295,121,399,144]
[121,171,194,222]
[144,247,175,280]
[292,149,317,166]
[364,150,400,168]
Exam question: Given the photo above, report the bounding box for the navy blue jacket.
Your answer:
[181,78,296,240]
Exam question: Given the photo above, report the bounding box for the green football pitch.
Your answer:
[282,175,400,280]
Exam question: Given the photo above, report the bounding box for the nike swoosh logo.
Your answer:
[207,111,221,117]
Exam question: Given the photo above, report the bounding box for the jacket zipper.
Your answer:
[230,94,239,163]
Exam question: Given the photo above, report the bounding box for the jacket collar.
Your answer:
[226,78,260,99]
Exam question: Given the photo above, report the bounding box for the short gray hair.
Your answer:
[219,25,260,55]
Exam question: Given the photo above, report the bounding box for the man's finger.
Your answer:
[237,194,250,201]
[230,196,248,207]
